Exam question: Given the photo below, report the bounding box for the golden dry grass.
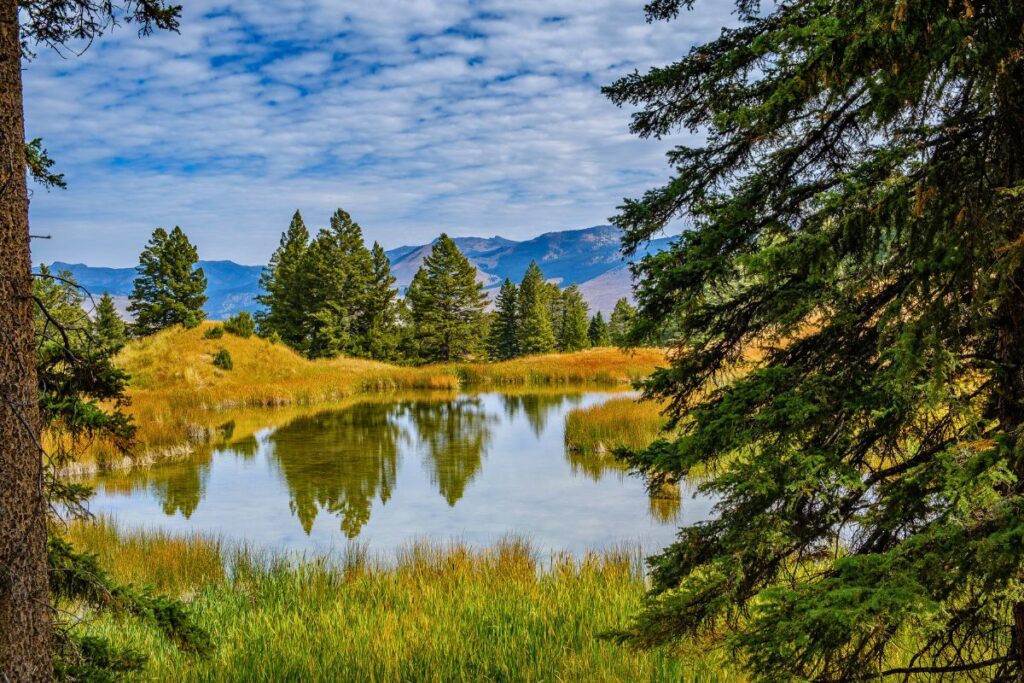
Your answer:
[564,396,669,455]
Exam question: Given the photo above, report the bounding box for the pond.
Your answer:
[87,392,715,557]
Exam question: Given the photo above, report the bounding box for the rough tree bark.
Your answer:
[0,0,51,678]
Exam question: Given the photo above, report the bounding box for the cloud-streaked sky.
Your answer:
[24,1,731,266]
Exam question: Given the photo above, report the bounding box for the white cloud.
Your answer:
[24,0,736,265]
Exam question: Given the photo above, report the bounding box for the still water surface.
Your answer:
[88,392,714,556]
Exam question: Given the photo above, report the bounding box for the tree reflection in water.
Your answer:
[267,402,405,537]
[139,392,677,538]
[407,396,496,506]
[150,460,210,519]
[500,392,579,437]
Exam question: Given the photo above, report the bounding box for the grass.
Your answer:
[75,323,665,469]
[564,396,669,456]
[66,520,739,682]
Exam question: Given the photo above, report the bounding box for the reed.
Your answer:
[65,520,739,682]
[564,396,668,455]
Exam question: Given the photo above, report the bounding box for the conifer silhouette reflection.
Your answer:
[407,397,495,506]
[267,402,405,536]
[151,461,209,519]
[225,434,259,459]
[500,392,577,436]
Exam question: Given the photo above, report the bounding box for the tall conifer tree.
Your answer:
[606,1,1024,679]
[303,209,374,358]
[93,292,128,354]
[558,285,590,352]
[608,298,636,347]
[487,278,520,360]
[257,210,310,349]
[362,242,400,360]
[588,312,611,347]
[128,227,207,336]
[406,234,487,362]
[517,260,556,355]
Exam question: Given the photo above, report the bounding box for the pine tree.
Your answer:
[544,281,564,344]
[362,242,399,360]
[486,278,520,360]
[128,226,208,336]
[588,312,611,347]
[406,234,487,362]
[607,298,635,347]
[606,1,1024,679]
[257,210,310,349]
[303,209,374,358]
[558,285,590,352]
[93,292,128,354]
[517,260,556,355]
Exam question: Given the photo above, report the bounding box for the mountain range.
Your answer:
[44,225,673,319]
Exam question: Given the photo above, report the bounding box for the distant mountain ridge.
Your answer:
[43,225,672,318]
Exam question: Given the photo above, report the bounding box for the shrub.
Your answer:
[223,311,255,338]
[204,325,224,339]
[212,349,233,371]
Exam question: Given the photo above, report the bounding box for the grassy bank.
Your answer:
[564,396,668,455]
[75,324,664,468]
[68,520,737,682]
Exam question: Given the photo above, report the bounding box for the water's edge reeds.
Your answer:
[66,519,739,682]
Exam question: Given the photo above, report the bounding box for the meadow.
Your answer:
[67,520,739,682]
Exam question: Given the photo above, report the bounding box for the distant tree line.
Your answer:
[256,208,643,364]
[113,209,647,365]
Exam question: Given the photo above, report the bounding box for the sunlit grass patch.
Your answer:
[66,520,739,682]
[564,396,668,457]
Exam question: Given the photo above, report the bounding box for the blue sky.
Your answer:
[24,0,732,266]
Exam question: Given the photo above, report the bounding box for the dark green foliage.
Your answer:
[406,234,487,362]
[486,279,519,360]
[128,226,207,336]
[32,269,206,678]
[588,312,611,347]
[558,285,590,352]
[25,137,65,189]
[256,210,310,349]
[258,210,400,360]
[303,209,376,358]
[606,0,1024,680]
[19,0,181,59]
[361,242,400,360]
[212,349,233,371]
[203,325,224,340]
[517,261,556,355]
[223,311,255,338]
[92,293,127,354]
[33,267,135,487]
[607,298,635,347]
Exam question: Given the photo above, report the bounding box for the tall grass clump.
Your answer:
[67,522,739,682]
[565,396,668,455]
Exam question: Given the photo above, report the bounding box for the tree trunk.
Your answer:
[0,0,51,679]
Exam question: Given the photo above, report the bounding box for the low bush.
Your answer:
[203,325,224,339]
[223,311,255,338]
[212,349,233,371]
